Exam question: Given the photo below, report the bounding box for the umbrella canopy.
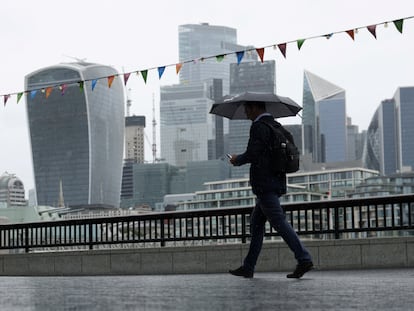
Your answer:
[209,92,302,120]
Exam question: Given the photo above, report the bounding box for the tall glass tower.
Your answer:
[302,70,347,163]
[25,62,125,208]
[394,87,414,172]
[364,99,398,175]
[178,23,237,94]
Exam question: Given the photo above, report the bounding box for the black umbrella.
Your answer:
[209,92,302,120]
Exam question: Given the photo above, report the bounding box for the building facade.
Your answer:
[25,62,125,208]
[125,116,146,164]
[228,60,276,178]
[364,99,398,175]
[160,82,215,167]
[0,172,26,207]
[395,87,414,172]
[364,87,414,175]
[178,23,238,94]
[302,70,347,163]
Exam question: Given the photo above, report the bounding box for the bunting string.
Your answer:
[1,16,412,106]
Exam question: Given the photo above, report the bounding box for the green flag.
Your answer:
[393,19,403,34]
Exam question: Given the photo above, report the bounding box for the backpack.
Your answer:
[260,121,300,174]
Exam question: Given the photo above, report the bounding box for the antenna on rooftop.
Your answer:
[126,88,132,117]
[62,54,87,63]
[152,93,157,163]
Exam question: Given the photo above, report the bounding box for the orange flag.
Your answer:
[45,87,53,98]
[107,75,115,88]
[176,63,183,74]
[256,48,265,63]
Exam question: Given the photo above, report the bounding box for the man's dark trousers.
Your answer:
[243,191,312,272]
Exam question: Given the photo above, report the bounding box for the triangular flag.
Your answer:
[107,75,115,88]
[367,25,377,39]
[92,79,98,91]
[256,48,265,63]
[216,55,225,62]
[346,30,355,40]
[30,90,38,99]
[60,84,67,96]
[124,73,131,85]
[277,43,287,58]
[176,63,183,74]
[45,87,53,99]
[297,39,305,50]
[78,81,84,91]
[393,19,403,34]
[4,95,10,106]
[236,51,244,64]
[157,67,165,79]
[141,70,148,83]
[17,92,23,103]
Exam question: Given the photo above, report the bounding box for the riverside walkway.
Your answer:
[1,268,413,310]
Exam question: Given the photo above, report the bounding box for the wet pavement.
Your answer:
[0,269,413,310]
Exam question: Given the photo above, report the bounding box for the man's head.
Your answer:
[244,101,266,121]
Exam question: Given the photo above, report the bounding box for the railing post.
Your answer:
[334,207,340,239]
[160,218,165,247]
[241,213,247,244]
[88,224,93,250]
[25,227,29,253]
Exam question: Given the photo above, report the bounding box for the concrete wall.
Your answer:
[0,237,413,276]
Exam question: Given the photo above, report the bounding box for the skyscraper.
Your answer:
[25,62,125,208]
[178,23,238,94]
[394,87,414,172]
[228,60,276,178]
[302,70,347,163]
[160,82,214,167]
[364,99,398,175]
[125,116,146,164]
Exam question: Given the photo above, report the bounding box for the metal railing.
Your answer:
[1,194,413,253]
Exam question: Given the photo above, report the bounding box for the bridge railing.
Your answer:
[1,194,413,253]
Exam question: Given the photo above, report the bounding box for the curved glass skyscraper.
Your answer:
[25,62,125,208]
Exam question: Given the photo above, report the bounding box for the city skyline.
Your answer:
[1,0,414,192]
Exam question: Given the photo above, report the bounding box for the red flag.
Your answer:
[277,43,287,58]
[346,30,355,40]
[367,25,377,39]
[256,48,265,63]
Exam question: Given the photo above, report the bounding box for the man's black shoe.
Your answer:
[229,266,253,278]
[287,262,314,279]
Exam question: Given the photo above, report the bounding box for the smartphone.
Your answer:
[226,154,232,159]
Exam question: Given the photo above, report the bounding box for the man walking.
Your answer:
[228,101,313,279]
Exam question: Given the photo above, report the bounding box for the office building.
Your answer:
[160,82,215,167]
[0,172,26,207]
[178,23,238,94]
[364,87,414,175]
[125,116,146,164]
[228,60,276,178]
[25,62,125,208]
[302,70,347,163]
[395,87,414,172]
[364,99,398,175]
